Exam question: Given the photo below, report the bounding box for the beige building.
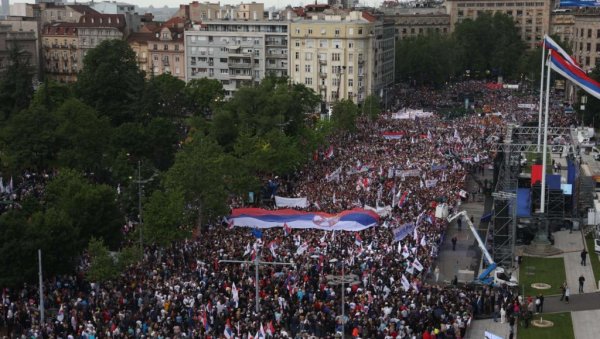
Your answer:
[445,0,552,48]
[174,1,265,22]
[392,13,450,40]
[128,31,152,75]
[42,13,126,83]
[572,12,600,72]
[147,20,185,79]
[549,10,575,45]
[0,23,39,79]
[289,11,395,105]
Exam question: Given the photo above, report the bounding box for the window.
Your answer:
[349,28,353,35]
[586,56,590,66]
[348,53,353,62]
[305,52,312,61]
[321,28,326,35]
[348,42,354,49]
[596,43,600,52]
[220,58,227,63]
[319,39,328,48]
[295,64,299,72]
[308,28,313,34]
[295,28,300,34]
[358,28,363,35]
[588,29,592,38]
[175,56,180,62]
[305,77,312,85]
[164,44,168,51]
[305,64,311,72]
[587,43,591,52]
[348,66,353,74]
[154,55,158,61]
[306,39,314,48]
[153,44,158,50]
[295,52,300,60]
[332,53,340,61]
[162,33,169,39]
[220,69,229,74]
[295,40,300,47]
[348,79,353,87]
[335,28,340,36]
[175,44,179,51]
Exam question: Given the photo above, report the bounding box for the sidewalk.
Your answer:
[550,230,597,294]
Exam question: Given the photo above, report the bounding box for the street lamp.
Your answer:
[327,258,359,339]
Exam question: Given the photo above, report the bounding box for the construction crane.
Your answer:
[448,210,518,287]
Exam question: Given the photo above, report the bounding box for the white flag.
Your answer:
[420,235,427,247]
[412,258,424,272]
[296,242,308,256]
[232,282,239,307]
[401,274,410,291]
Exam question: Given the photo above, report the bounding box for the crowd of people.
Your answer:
[0,80,577,338]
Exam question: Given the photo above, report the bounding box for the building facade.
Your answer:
[445,0,552,48]
[572,12,600,72]
[391,13,450,40]
[184,19,289,97]
[148,24,185,79]
[289,11,394,105]
[549,10,575,45]
[0,23,38,78]
[41,13,125,82]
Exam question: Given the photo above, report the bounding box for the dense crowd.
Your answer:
[0,81,577,338]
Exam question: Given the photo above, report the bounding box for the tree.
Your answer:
[362,94,381,120]
[0,47,34,120]
[0,105,59,172]
[454,12,525,78]
[76,39,145,125]
[54,98,111,173]
[185,78,225,116]
[140,73,188,121]
[30,80,72,111]
[165,135,229,228]
[143,188,188,245]
[86,237,120,282]
[331,99,358,133]
[395,34,462,85]
[45,169,123,249]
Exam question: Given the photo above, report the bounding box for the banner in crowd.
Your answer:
[364,205,393,218]
[275,196,309,208]
[382,131,405,139]
[230,208,380,231]
[392,108,434,120]
[347,165,370,175]
[326,166,342,182]
[425,179,438,188]
[393,222,416,242]
[395,169,421,178]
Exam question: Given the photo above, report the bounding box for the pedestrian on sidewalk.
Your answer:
[581,249,588,266]
[537,293,544,313]
[565,285,570,303]
[451,236,457,251]
[560,282,567,301]
[579,274,585,293]
[434,266,440,282]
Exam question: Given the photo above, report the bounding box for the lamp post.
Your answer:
[327,258,359,339]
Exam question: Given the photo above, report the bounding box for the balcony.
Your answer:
[228,62,252,68]
[319,58,327,65]
[267,53,288,59]
[137,57,147,63]
[319,72,327,78]
[230,74,252,80]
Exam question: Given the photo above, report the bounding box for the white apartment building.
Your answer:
[184,20,289,98]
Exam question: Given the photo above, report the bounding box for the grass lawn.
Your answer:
[517,312,574,339]
[585,234,600,285]
[522,151,553,174]
[519,256,566,297]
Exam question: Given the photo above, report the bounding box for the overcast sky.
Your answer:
[131,0,383,9]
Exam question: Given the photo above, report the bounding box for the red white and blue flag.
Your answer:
[283,222,292,236]
[325,145,334,159]
[398,191,408,208]
[544,35,580,70]
[224,320,234,339]
[230,208,379,231]
[549,52,600,100]
[355,232,363,246]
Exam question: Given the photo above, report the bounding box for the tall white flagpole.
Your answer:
[540,51,552,214]
[537,37,546,152]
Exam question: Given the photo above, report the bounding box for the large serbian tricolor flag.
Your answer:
[229,208,379,231]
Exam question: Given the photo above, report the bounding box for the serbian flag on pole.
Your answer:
[355,232,363,246]
[224,320,234,339]
[325,145,334,159]
[267,321,275,336]
[283,222,292,236]
[548,51,600,100]
[398,192,408,208]
[201,310,209,332]
[544,35,580,70]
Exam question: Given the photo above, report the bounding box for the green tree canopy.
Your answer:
[331,99,358,133]
[0,47,34,120]
[140,73,188,121]
[362,94,381,120]
[76,39,145,125]
[185,78,225,116]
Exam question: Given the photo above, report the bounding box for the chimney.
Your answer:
[286,11,292,21]
[230,8,236,20]
[268,11,272,21]
[252,10,257,21]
